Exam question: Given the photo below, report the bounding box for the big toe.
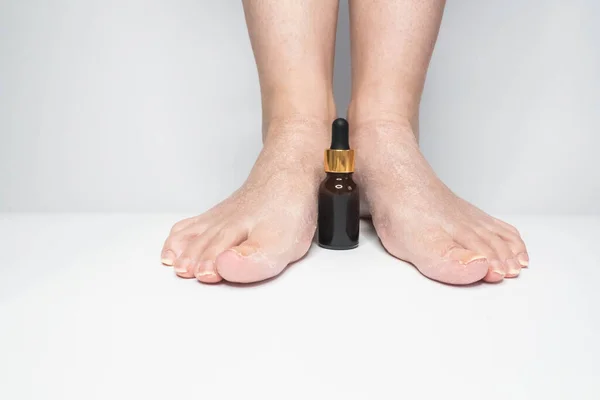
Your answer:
[416,246,490,285]
[216,225,309,283]
[216,243,280,283]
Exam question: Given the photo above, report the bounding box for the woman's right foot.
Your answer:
[167,0,339,282]
[161,118,329,284]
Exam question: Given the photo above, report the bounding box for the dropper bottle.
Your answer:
[318,118,360,250]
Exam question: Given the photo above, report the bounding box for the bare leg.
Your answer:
[349,0,529,284]
[161,0,339,283]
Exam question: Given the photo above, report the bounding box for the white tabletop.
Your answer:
[0,213,599,399]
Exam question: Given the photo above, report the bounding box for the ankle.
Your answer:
[348,105,418,148]
[258,116,330,179]
[259,89,337,166]
[348,94,419,133]
[263,90,337,134]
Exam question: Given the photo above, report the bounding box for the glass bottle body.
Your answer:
[317,173,359,250]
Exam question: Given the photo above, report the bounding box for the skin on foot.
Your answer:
[161,123,327,283]
[353,120,529,285]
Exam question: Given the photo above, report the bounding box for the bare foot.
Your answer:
[161,119,327,283]
[353,119,529,285]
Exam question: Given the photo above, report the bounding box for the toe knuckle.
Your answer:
[505,223,520,236]
[492,218,520,235]
[177,251,194,264]
[439,242,459,258]
[506,231,525,247]
[212,228,230,244]
[167,231,197,249]
[170,218,193,233]
[513,237,526,250]
[163,236,177,249]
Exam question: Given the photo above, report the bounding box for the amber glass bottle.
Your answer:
[318,118,359,250]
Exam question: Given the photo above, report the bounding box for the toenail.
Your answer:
[506,259,521,276]
[490,260,506,278]
[517,253,529,267]
[174,258,193,274]
[195,261,215,279]
[161,250,176,266]
[231,244,259,257]
[461,254,486,265]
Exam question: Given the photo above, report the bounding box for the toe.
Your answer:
[173,257,197,278]
[216,224,308,283]
[161,218,213,266]
[195,261,221,283]
[160,249,177,266]
[216,242,274,283]
[516,252,529,267]
[454,227,506,283]
[505,259,522,278]
[415,240,490,285]
[498,229,528,267]
[174,228,221,278]
[217,241,286,283]
[491,219,529,267]
[428,248,489,285]
[161,229,198,266]
[193,226,248,284]
[492,218,520,236]
[483,259,506,283]
[169,217,199,234]
[477,229,521,278]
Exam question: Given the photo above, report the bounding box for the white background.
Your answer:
[1,0,599,214]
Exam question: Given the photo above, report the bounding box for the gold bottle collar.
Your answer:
[324,149,355,173]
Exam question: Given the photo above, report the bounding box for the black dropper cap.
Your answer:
[330,118,350,150]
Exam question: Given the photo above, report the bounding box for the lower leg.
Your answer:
[243,0,337,136]
[161,0,339,283]
[348,0,528,284]
[348,0,445,137]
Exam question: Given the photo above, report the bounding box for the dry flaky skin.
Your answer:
[161,0,338,283]
[346,0,528,284]
[162,121,328,283]
[160,0,529,285]
[352,120,528,284]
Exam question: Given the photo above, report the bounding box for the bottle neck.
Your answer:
[324,149,355,173]
[326,172,353,178]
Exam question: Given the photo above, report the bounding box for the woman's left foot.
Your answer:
[352,118,529,285]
